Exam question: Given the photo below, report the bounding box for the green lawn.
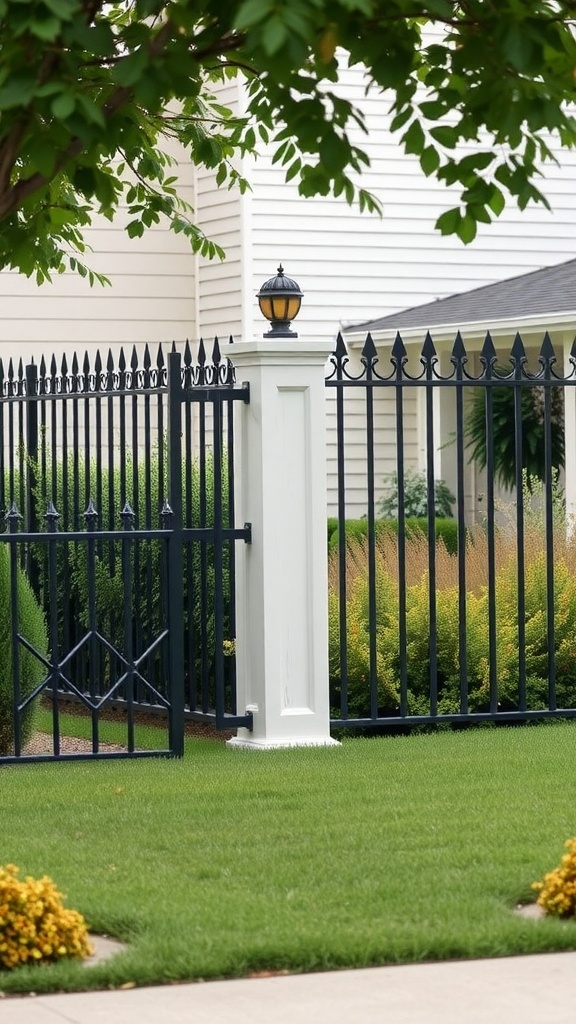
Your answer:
[1,722,576,994]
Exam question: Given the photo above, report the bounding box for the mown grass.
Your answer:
[2,722,576,994]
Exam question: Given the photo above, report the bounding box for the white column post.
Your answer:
[222,338,339,749]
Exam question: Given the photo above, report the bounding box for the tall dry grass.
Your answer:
[330,519,576,598]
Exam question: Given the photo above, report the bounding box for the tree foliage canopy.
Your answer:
[1,0,576,281]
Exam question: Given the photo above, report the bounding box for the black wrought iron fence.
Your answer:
[326,329,576,730]
[0,340,251,762]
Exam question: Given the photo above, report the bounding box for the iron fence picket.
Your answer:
[452,333,468,715]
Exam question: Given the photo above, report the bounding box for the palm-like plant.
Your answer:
[466,383,564,490]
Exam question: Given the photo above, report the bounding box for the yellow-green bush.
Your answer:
[532,839,576,918]
[329,555,400,717]
[490,552,576,710]
[0,865,92,969]
[328,524,576,720]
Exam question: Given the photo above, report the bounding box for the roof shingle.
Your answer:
[343,257,576,334]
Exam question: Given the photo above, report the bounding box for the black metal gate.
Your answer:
[0,341,251,763]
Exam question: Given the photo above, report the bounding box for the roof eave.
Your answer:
[345,309,576,347]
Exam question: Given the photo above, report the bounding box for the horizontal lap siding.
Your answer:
[0,140,197,362]
[226,65,576,515]
[195,80,245,342]
[239,64,576,339]
[326,339,419,517]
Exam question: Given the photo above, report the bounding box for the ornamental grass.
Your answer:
[0,864,92,970]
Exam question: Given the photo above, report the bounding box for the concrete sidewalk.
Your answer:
[1,952,576,1024]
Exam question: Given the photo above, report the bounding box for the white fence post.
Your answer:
[222,338,339,749]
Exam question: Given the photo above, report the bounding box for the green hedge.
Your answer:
[328,517,458,555]
[28,449,232,708]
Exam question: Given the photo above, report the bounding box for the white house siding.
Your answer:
[218,68,576,345]
[198,66,576,517]
[326,383,419,520]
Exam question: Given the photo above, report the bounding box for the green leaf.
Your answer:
[234,0,274,32]
[24,138,59,178]
[28,15,62,40]
[420,145,440,176]
[42,0,78,18]
[126,220,144,238]
[51,93,76,119]
[113,48,148,87]
[76,94,106,128]
[285,157,302,182]
[260,16,288,56]
[429,125,458,149]
[502,27,534,72]
[65,20,115,56]
[468,204,491,225]
[402,119,425,156]
[389,106,412,133]
[48,207,79,229]
[435,207,461,236]
[456,213,477,244]
[487,185,505,216]
[425,0,453,15]
[419,100,446,121]
[0,76,37,109]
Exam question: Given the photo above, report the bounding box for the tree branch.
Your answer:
[0,123,27,196]
[0,18,178,220]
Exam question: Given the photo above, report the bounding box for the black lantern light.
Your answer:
[256,265,303,338]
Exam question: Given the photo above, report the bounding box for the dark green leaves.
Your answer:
[1,0,576,277]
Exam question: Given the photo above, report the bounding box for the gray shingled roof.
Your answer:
[344,257,576,334]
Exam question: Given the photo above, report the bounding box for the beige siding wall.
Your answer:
[0,139,197,368]
[195,79,245,343]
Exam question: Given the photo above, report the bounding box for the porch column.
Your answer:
[222,338,339,749]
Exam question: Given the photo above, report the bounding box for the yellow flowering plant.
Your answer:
[532,839,576,918]
[0,864,92,970]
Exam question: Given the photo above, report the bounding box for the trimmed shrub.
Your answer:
[329,540,400,718]
[0,547,48,755]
